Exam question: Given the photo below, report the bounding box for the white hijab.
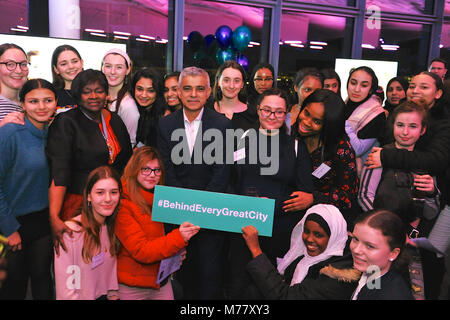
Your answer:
[277,204,348,286]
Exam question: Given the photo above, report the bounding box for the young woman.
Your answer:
[51,44,83,113]
[47,69,132,254]
[213,60,257,131]
[290,69,323,126]
[115,146,200,300]
[242,204,360,300]
[321,68,342,96]
[227,88,314,299]
[0,79,57,299]
[0,43,28,126]
[384,76,408,115]
[163,72,182,112]
[54,166,122,300]
[247,63,275,114]
[344,66,386,177]
[365,71,449,300]
[132,68,169,148]
[102,48,140,147]
[350,209,413,300]
[290,89,359,225]
[358,101,439,225]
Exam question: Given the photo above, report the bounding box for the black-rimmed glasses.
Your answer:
[140,167,162,176]
[258,107,286,119]
[0,61,29,71]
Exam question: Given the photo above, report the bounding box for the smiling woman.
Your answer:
[0,79,57,299]
[132,68,168,148]
[0,43,28,124]
[47,69,132,256]
[51,45,84,113]
[350,209,413,300]
[102,48,140,147]
[213,60,257,131]
[241,204,359,300]
[227,88,314,299]
[54,166,123,300]
[114,146,199,300]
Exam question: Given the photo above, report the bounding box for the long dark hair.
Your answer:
[321,68,342,97]
[163,71,181,112]
[51,45,83,90]
[213,60,247,103]
[292,89,346,161]
[132,68,167,147]
[346,66,379,102]
[292,68,324,107]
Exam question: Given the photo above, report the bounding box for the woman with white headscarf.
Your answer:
[242,204,360,299]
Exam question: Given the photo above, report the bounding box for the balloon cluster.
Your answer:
[186,25,252,71]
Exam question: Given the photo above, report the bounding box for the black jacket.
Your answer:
[47,107,132,194]
[357,269,414,300]
[380,100,450,206]
[157,106,232,193]
[246,252,360,300]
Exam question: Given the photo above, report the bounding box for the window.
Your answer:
[278,10,353,94]
[366,0,434,15]
[286,0,356,7]
[80,0,169,72]
[361,19,431,75]
[183,0,265,77]
[0,0,28,34]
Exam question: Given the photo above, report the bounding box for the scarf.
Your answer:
[277,204,348,285]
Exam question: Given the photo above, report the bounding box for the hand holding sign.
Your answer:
[179,222,200,242]
[242,226,263,258]
[152,186,275,236]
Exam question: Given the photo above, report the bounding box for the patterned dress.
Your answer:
[309,135,359,223]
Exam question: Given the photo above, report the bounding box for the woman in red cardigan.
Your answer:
[114,146,200,300]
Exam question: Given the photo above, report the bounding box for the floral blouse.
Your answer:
[310,135,358,212]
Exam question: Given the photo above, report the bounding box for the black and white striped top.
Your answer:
[0,94,22,121]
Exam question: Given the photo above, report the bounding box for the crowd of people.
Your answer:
[0,41,449,300]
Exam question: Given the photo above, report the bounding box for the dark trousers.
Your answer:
[0,209,54,300]
[176,229,227,300]
[0,234,54,300]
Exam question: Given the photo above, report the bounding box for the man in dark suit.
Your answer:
[157,66,232,299]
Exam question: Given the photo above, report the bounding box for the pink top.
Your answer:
[54,215,119,300]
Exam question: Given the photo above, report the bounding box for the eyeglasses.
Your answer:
[140,167,161,176]
[0,60,29,71]
[258,107,286,119]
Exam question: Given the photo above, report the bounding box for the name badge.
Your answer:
[234,148,246,162]
[91,251,105,269]
[312,163,331,179]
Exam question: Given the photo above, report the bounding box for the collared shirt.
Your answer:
[183,108,204,156]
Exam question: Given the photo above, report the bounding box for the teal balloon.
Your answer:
[215,47,234,65]
[232,25,252,51]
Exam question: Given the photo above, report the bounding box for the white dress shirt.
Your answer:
[183,108,204,156]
